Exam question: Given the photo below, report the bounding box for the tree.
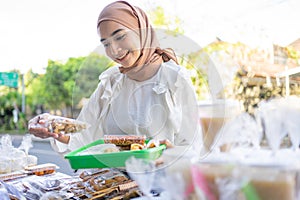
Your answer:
[25,53,112,118]
[72,53,113,117]
[149,6,184,35]
[149,6,207,100]
[26,58,85,116]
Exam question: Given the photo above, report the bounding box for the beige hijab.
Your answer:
[97,1,178,81]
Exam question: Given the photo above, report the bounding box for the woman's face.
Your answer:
[99,21,141,68]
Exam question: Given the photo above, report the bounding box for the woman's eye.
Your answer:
[102,42,110,48]
[115,33,126,41]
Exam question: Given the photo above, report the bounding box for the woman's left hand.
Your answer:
[159,139,174,149]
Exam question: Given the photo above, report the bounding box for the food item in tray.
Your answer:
[29,113,88,135]
[104,135,146,147]
[77,144,120,155]
[146,139,160,148]
[104,146,120,153]
[130,143,145,150]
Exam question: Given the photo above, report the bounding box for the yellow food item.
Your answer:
[130,143,145,150]
[146,139,159,148]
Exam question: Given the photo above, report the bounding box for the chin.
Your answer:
[122,61,135,68]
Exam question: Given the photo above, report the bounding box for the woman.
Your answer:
[29,1,202,154]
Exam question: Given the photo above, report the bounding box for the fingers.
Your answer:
[155,157,164,167]
[29,127,48,138]
[159,139,174,149]
[28,113,51,139]
[28,115,40,125]
[29,129,59,139]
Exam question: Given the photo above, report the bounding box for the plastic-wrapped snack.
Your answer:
[104,135,146,147]
[24,163,58,176]
[29,113,89,135]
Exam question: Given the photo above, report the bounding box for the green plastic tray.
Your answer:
[64,139,166,169]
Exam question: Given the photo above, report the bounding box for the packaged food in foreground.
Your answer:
[25,163,59,176]
[29,113,89,134]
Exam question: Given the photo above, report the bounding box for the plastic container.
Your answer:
[198,99,241,151]
[239,165,298,200]
[64,139,166,169]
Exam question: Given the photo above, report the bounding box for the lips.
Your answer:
[116,51,129,62]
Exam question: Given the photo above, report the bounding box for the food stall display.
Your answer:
[3,99,300,200]
[0,134,162,199]
[1,167,142,199]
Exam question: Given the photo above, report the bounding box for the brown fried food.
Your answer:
[104,135,146,146]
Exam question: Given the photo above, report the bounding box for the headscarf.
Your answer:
[97,1,178,81]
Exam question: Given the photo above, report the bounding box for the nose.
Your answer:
[109,41,121,57]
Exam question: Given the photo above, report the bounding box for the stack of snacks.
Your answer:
[104,135,147,150]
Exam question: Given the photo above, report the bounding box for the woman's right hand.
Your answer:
[28,113,60,139]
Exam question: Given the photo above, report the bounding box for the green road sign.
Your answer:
[0,72,19,88]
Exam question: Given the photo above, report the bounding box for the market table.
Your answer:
[0,166,144,199]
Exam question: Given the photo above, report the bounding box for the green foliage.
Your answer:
[149,6,207,100]
[0,84,27,131]
[178,56,209,100]
[26,70,47,113]
[72,53,113,110]
[286,46,300,63]
[25,54,112,117]
[41,60,72,110]
[149,6,184,35]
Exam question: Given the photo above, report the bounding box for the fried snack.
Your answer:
[104,135,146,146]
[130,143,145,150]
[146,139,160,148]
[25,163,58,176]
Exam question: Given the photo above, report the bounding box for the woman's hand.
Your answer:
[28,113,61,139]
[155,139,174,166]
[159,139,174,149]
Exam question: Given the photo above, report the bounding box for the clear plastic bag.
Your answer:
[214,112,262,151]
[29,113,89,135]
[125,157,156,198]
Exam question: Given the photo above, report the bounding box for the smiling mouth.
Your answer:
[116,51,129,62]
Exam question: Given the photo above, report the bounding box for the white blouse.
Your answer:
[51,60,203,154]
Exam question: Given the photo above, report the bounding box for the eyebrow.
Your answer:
[100,29,124,42]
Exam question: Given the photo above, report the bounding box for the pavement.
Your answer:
[0,133,51,143]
